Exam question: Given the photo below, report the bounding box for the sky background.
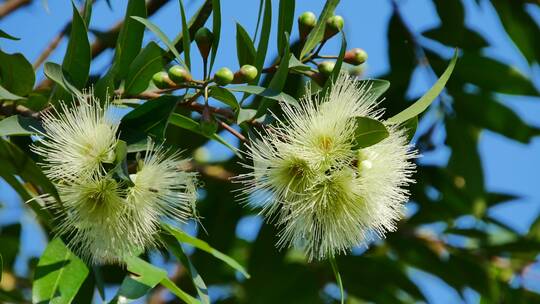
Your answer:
[1,0,540,303]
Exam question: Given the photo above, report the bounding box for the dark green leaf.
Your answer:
[353,117,389,149]
[209,86,239,110]
[299,0,340,59]
[0,50,35,96]
[32,238,89,304]
[288,54,311,72]
[162,224,250,278]
[0,85,23,100]
[43,62,82,97]
[124,42,166,95]
[322,31,346,94]
[110,140,133,186]
[82,0,92,26]
[388,50,458,124]
[252,0,272,84]
[209,0,221,72]
[0,115,43,136]
[277,0,295,55]
[0,29,20,40]
[229,85,298,107]
[423,27,488,51]
[179,0,191,70]
[62,3,91,89]
[236,23,256,66]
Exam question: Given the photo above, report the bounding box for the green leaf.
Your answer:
[299,0,340,59]
[237,108,257,124]
[162,233,210,304]
[110,0,147,80]
[116,256,200,304]
[0,85,23,100]
[277,0,295,55]
[0,137,60,202]
[32,238,89,304]
[43,62,83,97]
[322,31,346,94]
[0,115,43,136]
[252,0,272,84]
[179,0,191,70]
[124,42,166,95]
[358,79,390,101]
[82,0,92,26]
[131,16,187,70]
[0,29,20,40]
[402,116,418,142]
[0,254,2,282]
[169,113,240,157]
[110,140,133,186]
[236,23,256,66]
[62,3,91,89]
[387,50,458,124]
[162,224,250,279]
[0,50,35,96]
[209,0,221,72]
[329,257,344,304]
[120,95,179,142]
[209,86,239,110]
[288,54,311,72]
[353,117,389,149]
[229,85,298,107]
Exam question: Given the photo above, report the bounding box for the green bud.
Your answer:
[152,71,173,89]
[324,15,344,39]
[194,27,214,59]
[214,67,234,86]
[298,11,317,39]
[344,48,368,65]
[317,61,335,76]
[168,65,192,84]
[234,65,258,83]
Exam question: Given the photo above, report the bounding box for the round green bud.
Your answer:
[324,15,344,39]
[344,48,368,65]
[214,67,234,85]
[152,71,172,89]
[298,11,317,39]
[194,27,214,59]
[317,61,335,76]
[168,65,192,84]
[234,64,258,83]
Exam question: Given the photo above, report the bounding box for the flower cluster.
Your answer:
[239,75,417,260]
[33,93,197,264]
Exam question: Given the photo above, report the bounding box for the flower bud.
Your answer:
[317,61,335,77]
[233,65,258,83]
[214,67,234,86]
[298,11,317,40]
[194,27,214,59]
[324,15,344,40]
[152,71,174,89]
[344,48,368,65]
[168,65,192,84]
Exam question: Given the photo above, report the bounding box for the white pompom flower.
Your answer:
[33,92,198,264]
[238,74,417,261]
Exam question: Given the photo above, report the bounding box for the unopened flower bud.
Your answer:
[152,71,174,89]
[298,11,317,40]
[233,65,258,83]
[344,48,368,65]
[324,15,344,40]
[317,61,335,77]
[214,67,234,86]
[194,27,214,59]
[168,65,192,84]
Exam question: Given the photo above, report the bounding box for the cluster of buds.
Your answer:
[152,65,192,89]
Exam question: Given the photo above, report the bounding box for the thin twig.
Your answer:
[0,0,31,19]
[218,120,247,142]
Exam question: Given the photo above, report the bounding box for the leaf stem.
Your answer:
[329,256,345,304]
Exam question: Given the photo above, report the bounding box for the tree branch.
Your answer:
[0,0,31,19]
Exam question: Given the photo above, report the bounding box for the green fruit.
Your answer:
[194,27,214,59]
[152,71,172,89]
[317,61,335,76]
[168,65,192,84]
[298,11,317,39]
[344,48,368,65]
[214,67,234,85]
[236,65,258,82]
[324,15,344,39]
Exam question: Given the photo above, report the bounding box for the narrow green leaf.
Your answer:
[44,62,82,97]
[0,50,35,96]
[388,50,458,124]
[162,233,210,304]
[32,238,89,304]
[237,108,257,124]
[162,224,250,279]
[358,79,390,101]
[124,42,166,95]
[0,115,43,136]
[402,116,418,142]
[179,0,191,70]
[329,257,344,304]
[209,86,239,110]
[0,29,20,41]
[0,85,23,101]
[253,0,264,42]
[300,0,340,59]
[209,0,221,72]
[62,3,91,89]
[110,140,133,186]
[0,254,3,282]
[131,16,187,69]
[252,0,272,84]
[229,85,298,107]
[236,23,256,66]
[288,54,311,72]
[353,117,389,149]
[322,31,346,94]
[277,0,295,55]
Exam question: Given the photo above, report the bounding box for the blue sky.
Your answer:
[1,0,540,303]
